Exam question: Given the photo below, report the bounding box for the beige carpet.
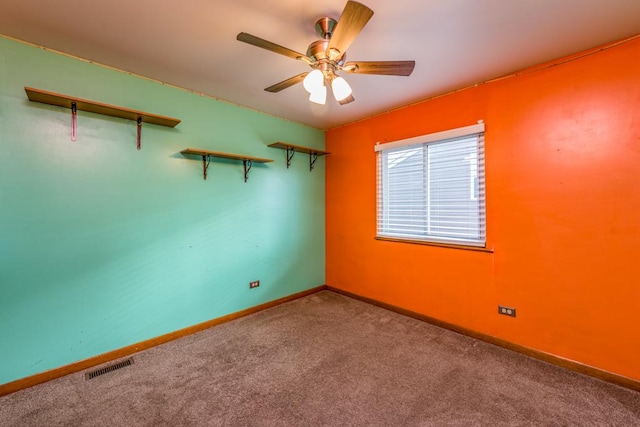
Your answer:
[1,291,639,426]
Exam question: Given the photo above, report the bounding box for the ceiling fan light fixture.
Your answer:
[331,76,352,102]
[309,84,327,105]
[303,69,324,93]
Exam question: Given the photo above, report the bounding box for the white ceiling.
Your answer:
[1,0,640,129]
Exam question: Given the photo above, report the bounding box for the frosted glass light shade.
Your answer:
[309,85,327,105]
[331,76,352,101]
[303,70,324,94]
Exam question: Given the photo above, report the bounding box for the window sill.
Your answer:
[375,236,494,253]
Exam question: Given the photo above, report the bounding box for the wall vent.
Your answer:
[85,358,134,380]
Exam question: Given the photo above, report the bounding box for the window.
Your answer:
[376,123,486,247]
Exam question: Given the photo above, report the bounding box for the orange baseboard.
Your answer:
[0,285,327,397]
[327,286,640,393]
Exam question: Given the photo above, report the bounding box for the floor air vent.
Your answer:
[85,358,134,380]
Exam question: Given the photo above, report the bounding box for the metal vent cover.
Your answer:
[85,357,134,380]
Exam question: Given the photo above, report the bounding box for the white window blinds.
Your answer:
[376,124,486,247]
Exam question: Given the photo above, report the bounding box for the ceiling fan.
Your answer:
[237,1,415,105]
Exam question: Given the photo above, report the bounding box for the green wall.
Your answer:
[0,36,326,385]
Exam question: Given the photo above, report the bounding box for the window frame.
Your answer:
[375,123,487,249]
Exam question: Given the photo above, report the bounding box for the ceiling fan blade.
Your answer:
[237,33,312,63]
[265,73,309,93]
[342,61,415,76]
[338,94,355,105]
[327,1,374,61]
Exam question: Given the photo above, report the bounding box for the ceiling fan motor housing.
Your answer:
[307,17,346,72]
[306,39,330,61]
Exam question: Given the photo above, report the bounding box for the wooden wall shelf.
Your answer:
[25,87,181,127]
[268,142,329,171]
[25,87,181,149]
[181,148,273,182]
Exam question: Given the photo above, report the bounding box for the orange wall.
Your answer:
[326,36,640,380]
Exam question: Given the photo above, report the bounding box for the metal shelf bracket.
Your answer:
[243,159,253,182]
[310,151,319,171]
[201,155,211,180]
[286,146,295,168]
